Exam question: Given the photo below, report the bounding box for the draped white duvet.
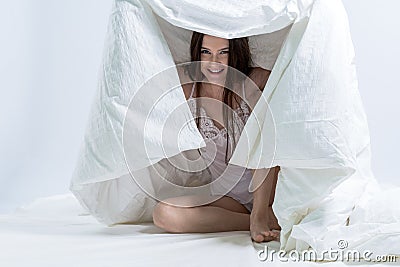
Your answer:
[70,0,400,258]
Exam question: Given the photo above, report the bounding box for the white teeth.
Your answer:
[208,69,223,73]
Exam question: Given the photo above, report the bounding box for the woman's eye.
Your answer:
[220,51,229,54]
[201,50,211,54]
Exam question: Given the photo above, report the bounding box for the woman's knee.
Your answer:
[152,202,186,233]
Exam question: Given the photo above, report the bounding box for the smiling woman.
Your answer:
[153,32,279,243]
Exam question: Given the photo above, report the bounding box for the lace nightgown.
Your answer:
[187,82,254,212]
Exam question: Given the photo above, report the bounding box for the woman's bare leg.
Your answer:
[152,170,280,237]
[250,166,280,242]
[153,195,251,233]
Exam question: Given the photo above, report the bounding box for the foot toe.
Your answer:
[253,234,264,242]
[261,231,271,236]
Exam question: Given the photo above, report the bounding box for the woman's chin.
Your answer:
[202,74,227,86]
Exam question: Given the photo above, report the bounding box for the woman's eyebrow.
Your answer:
[201,46,229,51]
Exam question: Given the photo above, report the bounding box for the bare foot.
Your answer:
[250,208,280,243]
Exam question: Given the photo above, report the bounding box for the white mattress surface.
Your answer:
[1,194,396,267]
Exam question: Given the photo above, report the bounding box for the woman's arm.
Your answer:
[251,167,279,208]
[245,67,271,109]
[247,67,279,242]
[247,67,276,205]
[249,67,271,92]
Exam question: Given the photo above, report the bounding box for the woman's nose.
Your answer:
[212,54,221,62]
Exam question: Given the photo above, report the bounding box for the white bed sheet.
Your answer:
[1,194,396,267]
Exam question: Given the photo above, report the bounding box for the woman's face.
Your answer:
[200,35,229,85]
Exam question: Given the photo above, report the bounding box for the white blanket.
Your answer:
[70,0,400,258]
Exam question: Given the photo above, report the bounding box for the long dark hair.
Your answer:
[187,32,253,163]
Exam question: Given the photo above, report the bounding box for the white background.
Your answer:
[0,0,399,213]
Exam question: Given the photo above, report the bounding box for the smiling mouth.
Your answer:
[207,68,224,74]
